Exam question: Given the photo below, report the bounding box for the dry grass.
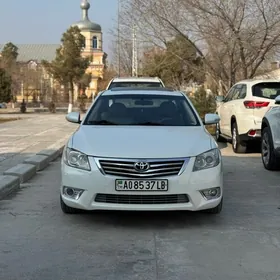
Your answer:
[206,125,215,135]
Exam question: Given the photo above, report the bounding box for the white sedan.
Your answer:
[61,88,223,214]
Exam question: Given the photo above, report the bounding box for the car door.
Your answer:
[226,84,248,134]
[219,86,236,136]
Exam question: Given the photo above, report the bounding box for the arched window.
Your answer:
[92,36,98,49]
[81,35,86,49]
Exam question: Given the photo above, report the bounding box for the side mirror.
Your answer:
[215,96,225,102]
[275,95,280,105]
[204,113,220,125]
[66,112,81,124]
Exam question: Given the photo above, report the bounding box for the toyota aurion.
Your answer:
[61,88,223,214]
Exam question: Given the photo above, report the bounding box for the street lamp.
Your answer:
[118,0,121,77]
[117,0,139,77]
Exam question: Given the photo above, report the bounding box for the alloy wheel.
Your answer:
[262,132,270,166]
[215,123,220,140]
[232,128,237,149]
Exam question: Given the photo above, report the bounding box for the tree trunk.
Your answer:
[68,81,74,113]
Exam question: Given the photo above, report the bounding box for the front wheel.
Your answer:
[231,123,247,153]
[60,195,80,214]
[261,127,280,170]
[204,199,223,214]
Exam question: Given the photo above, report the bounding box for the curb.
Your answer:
[0,145,65,200]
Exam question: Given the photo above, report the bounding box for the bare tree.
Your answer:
[119,0,280,94]
[109,33,133,76]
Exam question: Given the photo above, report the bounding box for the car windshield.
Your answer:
[108,82,163,89]
[83,94,200,126]
[252,82,280,99]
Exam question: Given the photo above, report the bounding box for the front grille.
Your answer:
[96,158,187,178]
[95,194,189,204]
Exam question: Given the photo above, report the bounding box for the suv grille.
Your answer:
[95,194,189,204]
[96,158,187,178]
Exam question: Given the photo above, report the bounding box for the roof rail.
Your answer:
[110,87,175,92]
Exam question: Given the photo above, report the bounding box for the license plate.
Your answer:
[115,179,168,191]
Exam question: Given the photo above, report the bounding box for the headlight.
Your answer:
[63,147,91,171]
[193,148,220,171]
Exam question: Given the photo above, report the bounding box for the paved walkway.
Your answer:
[0,114,78,175]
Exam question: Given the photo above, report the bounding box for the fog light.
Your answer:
[200,187,221,200]
[63,187,84,200]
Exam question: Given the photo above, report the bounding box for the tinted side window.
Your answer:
[224,86,236,102]
[238,85,247,99]
[232,84,246,100]
[231,86,241,100]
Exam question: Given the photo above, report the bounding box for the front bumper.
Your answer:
[61,157,223,211]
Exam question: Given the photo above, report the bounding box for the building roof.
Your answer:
[0,44,60,62]
[253,69,280,80]
[72,0,101,32]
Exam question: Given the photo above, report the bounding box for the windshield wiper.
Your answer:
[135,122,164,126]
[87,120,118,125]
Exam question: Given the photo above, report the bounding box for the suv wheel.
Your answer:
[261,127,280,170]
[232,122,247,153]
[214,122,224,142]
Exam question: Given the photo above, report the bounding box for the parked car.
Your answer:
[60,87,223,215]
[215,79,280,153]
[106,77,165,89]
[261,95,280,170]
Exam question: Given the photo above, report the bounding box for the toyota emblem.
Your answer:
[134,161,150,172]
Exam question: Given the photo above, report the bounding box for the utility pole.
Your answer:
[132,24,138,77]
[117,0,121,77]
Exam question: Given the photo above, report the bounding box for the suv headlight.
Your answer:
[193,148,220,171]
[63,147,91,171]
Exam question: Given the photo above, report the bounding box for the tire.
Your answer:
[261,127,280,170]
[214,122,225,142]
[231,122,247,153]
[205,199,223,214]
[60,195,79,214]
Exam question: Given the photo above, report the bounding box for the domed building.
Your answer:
[0,0,105,104]
[71,0,105,99]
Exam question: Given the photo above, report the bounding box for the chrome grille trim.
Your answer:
[95,194,189,204]
[94,157,189,178]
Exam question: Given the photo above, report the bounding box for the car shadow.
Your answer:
[218,141,261,154]
[217,142,227,150]
[75,208,224,229]
[65,152,280,230]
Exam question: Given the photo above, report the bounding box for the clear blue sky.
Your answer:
[0,0,118,58]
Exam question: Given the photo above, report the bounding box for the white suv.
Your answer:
[215,79,280,153]
[106,77,165,89]
[261,95,280,170]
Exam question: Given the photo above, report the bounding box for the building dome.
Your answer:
[80,1,90,9]
[72,0,102,32]
[73,20,101,32]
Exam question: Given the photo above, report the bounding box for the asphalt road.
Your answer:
[1,143,280,280]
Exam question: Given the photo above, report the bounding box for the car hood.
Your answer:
[71,126,215,158]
